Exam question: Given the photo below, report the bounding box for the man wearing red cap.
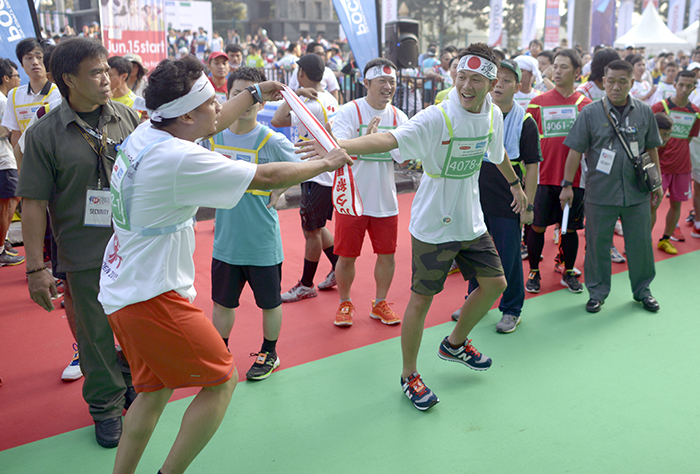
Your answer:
[208,52,230,103]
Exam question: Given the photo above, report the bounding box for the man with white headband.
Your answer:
[300,43,527,411]
[514,55,543,108]
[96,55,352,473]
[329,58,409,327]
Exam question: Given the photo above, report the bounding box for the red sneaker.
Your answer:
[670,226,685,242]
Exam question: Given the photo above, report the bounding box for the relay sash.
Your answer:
[280,86,363,216]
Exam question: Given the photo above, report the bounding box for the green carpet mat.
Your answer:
[3,251,699,474]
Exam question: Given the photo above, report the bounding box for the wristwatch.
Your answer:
[246,85,262,104]
[526,204,535,212]
[561,179,573,187]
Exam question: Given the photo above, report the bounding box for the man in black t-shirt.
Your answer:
[451,59,541,333]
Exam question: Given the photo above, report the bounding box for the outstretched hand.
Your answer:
[294,122,342,160]
[258,81,285,102]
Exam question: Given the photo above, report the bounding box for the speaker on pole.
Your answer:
[385,19,419,68]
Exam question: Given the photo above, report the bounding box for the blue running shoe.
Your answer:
[437,337,492,371]
[401,372,439,411]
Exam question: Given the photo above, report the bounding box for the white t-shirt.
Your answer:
[332,98,408,216]
[1,82,61,133]
[288,67,340,94]
[291,90,338,187]
[0,92,15,171]
[630,80,653,104]
[18,97,63,153]
[514,89,540,108]
[391,88,504,244]
[98,122,256,314]
[648,82,676,105]
[576,81,606,101]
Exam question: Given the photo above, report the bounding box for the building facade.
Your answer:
[244,0,340,41]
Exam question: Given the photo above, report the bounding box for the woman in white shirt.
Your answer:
[626,54,656,104]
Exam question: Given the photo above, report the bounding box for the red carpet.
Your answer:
[1,192,698,451]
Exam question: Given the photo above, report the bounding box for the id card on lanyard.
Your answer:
[76,121,112,228]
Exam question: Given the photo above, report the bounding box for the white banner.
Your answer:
[488,0,503,46]
[617,0,634,39]
[164,1,213,41]
[667,0,686,33]
[690,0,700,27]
[381,0,397,47]
[567,0,575,49]
[521,0,538,49]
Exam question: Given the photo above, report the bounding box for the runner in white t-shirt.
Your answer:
[330,58,409,327]
[272,53,342,302]
[97,56,351,474]
[287,42,340,101]
[298,44,528,411]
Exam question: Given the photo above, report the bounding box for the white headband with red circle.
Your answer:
[458,55,497,80]
[365,65,396,81]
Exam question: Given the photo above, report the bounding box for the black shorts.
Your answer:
[299,182,333,232]
[533,185,585,230]
[211,258,282,310]
[0,169,18,199]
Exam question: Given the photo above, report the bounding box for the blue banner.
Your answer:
[590,0,615,49]
[0,0,40,84]
[332,0,378,74]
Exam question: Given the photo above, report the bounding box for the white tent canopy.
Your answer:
[676,20,698,46]
[614,3,692,54]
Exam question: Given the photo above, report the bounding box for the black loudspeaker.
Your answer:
[385,20,419,69]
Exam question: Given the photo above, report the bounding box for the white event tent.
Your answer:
[676,20,699,46]
[614,3,692,54]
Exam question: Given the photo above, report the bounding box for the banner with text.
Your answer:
[99,0,167,71]
[590,0,615,49]
[566,0,575,48]
[0,0,41,84]
[667,0,686,33]
[690,0,700,28]
[332,0,379,73]
[381,0,397,47]
[488,0,503,46]
[544,0,560,49]
[617,0,634,39]
[164,1,212,42]
[521,0,538,49]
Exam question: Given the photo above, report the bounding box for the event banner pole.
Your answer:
[544,0,560,49]
[0,0,42,83]
[667,0,686,33]
[331,0,379,73]
[522,0,538,49]
[488,0,503,46]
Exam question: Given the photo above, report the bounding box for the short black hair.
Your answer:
[664,61,679,69]
[225,43,243,55]
[589,48,620,82]
[460,43,498,67]
[15,37,43,63]
[676,69,696,82]
[529,39,543,48]
[50,37,108,98]
[554,48,583,71]
[226,66,267,92]
[0,58,19,81]
[108,56,132,80]
[538,50,555,64]
[624,54,644,67]
[363,57,397,77]
[604,59,633,76]
[306,41,323,53]
[42,43,55,73]
[144,55,204,128]
[287,42,298,53]
[655,112,673,130]
[448,56,459,68]
[492,48,506,61]
[443,45,458,54]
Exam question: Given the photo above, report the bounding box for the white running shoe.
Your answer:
[317,270,337,290]
[614,220,624,236]
[281,281,317,303]
[61,343,83,381]
[611,245,626,264]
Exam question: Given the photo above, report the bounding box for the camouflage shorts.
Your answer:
[411,234,504,296]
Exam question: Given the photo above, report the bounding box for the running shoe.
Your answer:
[560,270,584,293]
[553,227,560,245]
[692,226,700,239]
[614,220,624,236]
[451,308,460,322]
[686,210,695,225]
[447,260,460,275]
[554,262,581,276]
[401,373,438,411]
[438,336,492,370]
[670,226,685,242]
[610,245,626,264]
[0,250,24,267]
[520,241,528,260]
[369,300,400,325]
[317,270,337,290]
[61,343,83,381]
[658,239,678,255]
[246,351,280,381]
[496,314,521,334]
[281,281,317,303]
[4,240,18,256]
[334,301,354,326]
[525,270,541,293]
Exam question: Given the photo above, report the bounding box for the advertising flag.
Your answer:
[590,0,615,48]
[0,0,41,84]
[488,0,503,46]
[381,0,397,46]
[544,0,560,49]
[332,0,379,73]
[617,0,634,39]
[567,0,575,48]
[99,0,168,71]
[690,0,700,27]
[667,0,686,33]
[522,0,538,50]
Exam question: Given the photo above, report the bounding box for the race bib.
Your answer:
[596,148,615,175]
[541,105,577,138]
[440,135,488,179]
[668,110,696,139]
[84,188,112,227]
[357,124,395,161]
